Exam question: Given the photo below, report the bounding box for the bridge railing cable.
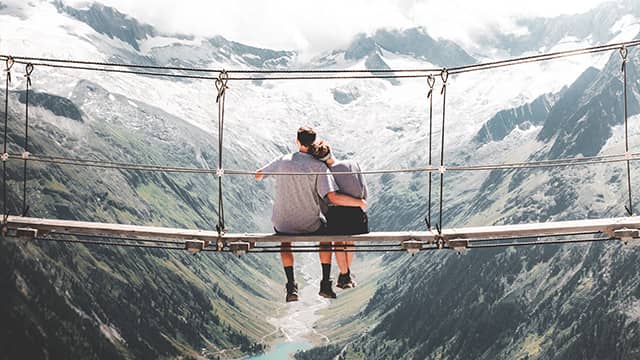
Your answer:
[5,151,640,175]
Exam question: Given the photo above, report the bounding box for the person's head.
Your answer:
[311,140,334,166]
[296,126,316,152]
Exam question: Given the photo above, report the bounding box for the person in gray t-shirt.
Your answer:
[256,127,367,302]
[312,140,368,290]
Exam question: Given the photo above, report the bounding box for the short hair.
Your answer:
[297,126,316,147]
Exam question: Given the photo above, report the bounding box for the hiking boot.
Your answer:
[336,272,356,289]
[286,282,299,302]
[319,280,337,299]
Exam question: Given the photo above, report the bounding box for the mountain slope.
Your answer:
[324,34,640,360]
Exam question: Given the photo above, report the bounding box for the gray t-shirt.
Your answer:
[261,152,338,234]
[330,160,368,200]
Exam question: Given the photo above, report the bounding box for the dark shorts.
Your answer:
[274,223,327,236]
[326,206,369,235]
[275,224,330,250]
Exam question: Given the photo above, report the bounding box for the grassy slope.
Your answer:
[0,86,284,359]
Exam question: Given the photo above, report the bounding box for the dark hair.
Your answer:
[311,141,331,161]
[297,126,316,147]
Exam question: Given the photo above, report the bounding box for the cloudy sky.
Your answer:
[65,0,609,56]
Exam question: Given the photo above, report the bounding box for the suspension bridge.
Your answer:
[1,40,639,255]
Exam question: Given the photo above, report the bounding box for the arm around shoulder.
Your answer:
[327,191,367,210]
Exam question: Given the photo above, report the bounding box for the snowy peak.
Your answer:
[54,1,156,51]
[474,0,640,56]
[342,27,476,67]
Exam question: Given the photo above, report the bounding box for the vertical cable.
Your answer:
[620,47,634,216]
[438,69,448,231]
[426,75,435,228]
[22,64,33,217]
[214,71,229,249]
[2,57,14,218]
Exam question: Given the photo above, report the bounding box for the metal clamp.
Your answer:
[447,239,468,254]
[6,227,38,240]
[21,152,30,160]
[185,239,206,254]
[229,241,250,256]
[402,239,423,255]
[24,63,34,87]
[438,166,447,174]
[1,153,8,161]
[614,228,639,245]
[216,168,224,177]
[427,75,435,98]
[215,70,229,103]
[5,57,14,83]
[620,47,628,72]
[440,68,448,94]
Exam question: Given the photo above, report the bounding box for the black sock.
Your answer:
[322,263,331,282]
[284,266,294,284]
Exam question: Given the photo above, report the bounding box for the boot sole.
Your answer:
[318,292,336,299]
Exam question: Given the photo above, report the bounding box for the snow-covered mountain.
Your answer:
[2,0,640,358]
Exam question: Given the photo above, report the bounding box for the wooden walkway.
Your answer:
[2,216,639,254]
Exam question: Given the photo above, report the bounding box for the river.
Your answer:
[246,251,331,359]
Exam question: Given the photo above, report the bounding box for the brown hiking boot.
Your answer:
[286,282,299,302]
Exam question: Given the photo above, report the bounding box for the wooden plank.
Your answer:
[221,231,436,243]
[4,216,640,244]
[441,216,640,240]
[4,216,224,241]
[3,216,436,243]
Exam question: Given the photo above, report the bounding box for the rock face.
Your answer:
[474,93,554,145]
[54,1,156,51]
[344,28,476,67]
[474,0,640,55]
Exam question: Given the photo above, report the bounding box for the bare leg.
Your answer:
[334,241,349,275]
[319,241,332,264]
[345,240,355,270]
[281,241,294,267]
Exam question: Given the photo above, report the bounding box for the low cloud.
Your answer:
[63,0,609,56]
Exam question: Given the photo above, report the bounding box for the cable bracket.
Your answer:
[24,63,34,87]
[5,56,14,83]
[216,168,224,177]
[1,153,8,162]
[427,75,435,98]
[215,70,229,103]
[21,151,30,160]
[620,46,628,72]
[440,68,448,94]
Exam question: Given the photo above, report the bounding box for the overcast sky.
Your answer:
[66,0,610,56]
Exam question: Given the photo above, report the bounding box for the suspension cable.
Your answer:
[438,69,449,232]
[3,39,640,79]
[215,71,229,245]
[448,39,640,75]
[7,151,640,176]
[21,64,33,216]
[2,57,13,219]
[0,54,439,74]
[620,47,634,216]
[0,60,434,81]
[467,237,616,249]
[426,75,435,228]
